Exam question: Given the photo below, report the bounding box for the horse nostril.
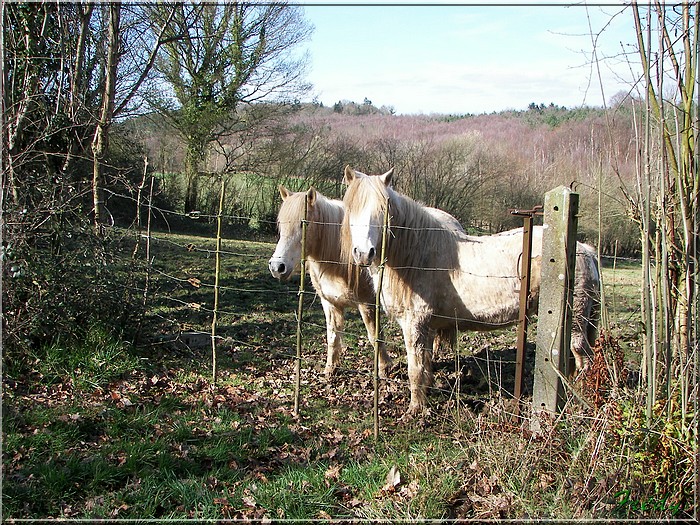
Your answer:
[278,263,286,274]
[368,247,376,260]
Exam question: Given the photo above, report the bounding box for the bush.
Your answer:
[609,390,695,517]
[3,199,143,377]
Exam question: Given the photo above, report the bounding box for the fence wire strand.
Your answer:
[105,180,614,425]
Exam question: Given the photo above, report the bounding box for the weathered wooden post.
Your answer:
[373,198,390,440]
[293,197,309,416]
[211,178,226,385]
[531,186,579,432]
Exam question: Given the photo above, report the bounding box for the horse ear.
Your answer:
[306,187,317,207]
[279,185,291,200]
[380,168,394,187]
[343,165,357,185]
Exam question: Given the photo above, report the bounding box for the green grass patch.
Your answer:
[4,234,692,520]
[31,324,141,390]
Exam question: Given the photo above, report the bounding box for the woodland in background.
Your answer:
[134,100,640,256]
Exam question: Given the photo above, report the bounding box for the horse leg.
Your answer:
[358,302,392,378]
[571,288,595,372]
[401,318,431,417]
[571,249,601,373]
[424,330,436,389]
[322,299,344,379]
[433,327,456,371]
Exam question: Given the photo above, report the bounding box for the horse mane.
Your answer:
[388,189,460,272]
[279,190,342,260]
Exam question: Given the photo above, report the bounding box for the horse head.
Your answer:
[341,165,393,266]
[268,186,317,280]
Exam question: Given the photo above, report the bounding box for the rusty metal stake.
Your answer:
[509,205,543,417]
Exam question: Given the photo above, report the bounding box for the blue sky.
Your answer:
[299,3,637,115]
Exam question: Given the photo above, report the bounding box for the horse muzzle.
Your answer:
[268,258,293,280]
[352,246,376,266]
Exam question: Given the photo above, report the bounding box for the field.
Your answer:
[2,230,692,521]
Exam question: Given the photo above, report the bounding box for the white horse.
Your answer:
[269,186,392,378]
[341,167,600,417]
[268,184,465,382]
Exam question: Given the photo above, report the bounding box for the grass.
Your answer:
[601,259,645,361]
[31,324,141,391]
[3,231,694,520]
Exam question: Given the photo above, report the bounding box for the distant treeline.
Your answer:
[127,98,639,256]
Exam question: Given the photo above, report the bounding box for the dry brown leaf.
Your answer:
[324,464,341,482]
[383,465,402,492]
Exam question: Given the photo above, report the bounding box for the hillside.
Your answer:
[128,100,640,255]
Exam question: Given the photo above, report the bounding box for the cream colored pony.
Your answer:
[269,184,465,382]
[341,167,600,417]
[269,186,392,378]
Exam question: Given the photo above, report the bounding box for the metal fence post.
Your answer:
[510,205,543,418]
[531,186,579,432]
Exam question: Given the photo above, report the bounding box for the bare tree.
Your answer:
[91,3,120,233]
[90,4,175,233]
[1,3,179,351]
[631,2,698,427]
[148,3,312,212]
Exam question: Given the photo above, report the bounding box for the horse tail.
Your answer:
[571,244,602,370]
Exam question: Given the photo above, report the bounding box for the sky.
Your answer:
[298,3,638,115]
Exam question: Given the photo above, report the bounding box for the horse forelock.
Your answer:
[341,175,389,263]
[343,174,390,220]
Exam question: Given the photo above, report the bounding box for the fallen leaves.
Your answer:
[3,314,556,522]
[110,390,134,408]
[376,465,420,504]
[324,464,342,483]
[448,459,514,519]
[383,465,402,492]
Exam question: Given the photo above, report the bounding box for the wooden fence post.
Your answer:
[211,177,226,385]
[293,198,308,417]
[373,198,390,440]
[531,186,579,432]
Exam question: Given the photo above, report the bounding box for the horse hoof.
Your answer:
[401,404,429,422]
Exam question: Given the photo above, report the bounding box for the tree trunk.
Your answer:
[91,4,120,234]
[184,147,201,213]
[63,3,95,175]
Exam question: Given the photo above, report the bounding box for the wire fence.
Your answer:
[104,179,627,429]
